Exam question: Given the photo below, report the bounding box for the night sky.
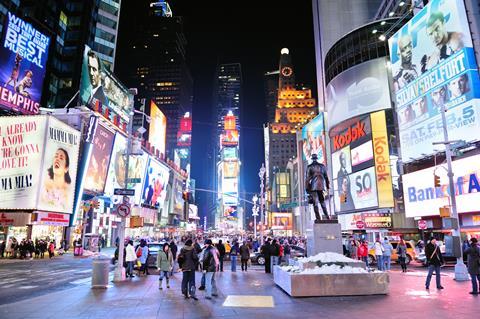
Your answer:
[122,0,318,219]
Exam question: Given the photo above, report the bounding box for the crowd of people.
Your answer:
[0,237,58,259]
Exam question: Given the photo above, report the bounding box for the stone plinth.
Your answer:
[306,222,342,256]
[274,266,389,297]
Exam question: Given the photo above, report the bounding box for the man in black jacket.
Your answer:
[202,239,218,299]
[305,154,330,221]
[261,239,272,273]
[170,240,178,275]
[425,238,444,290]
[178,239,199,299]
[216,240,226,272]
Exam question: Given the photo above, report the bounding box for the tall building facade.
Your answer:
[0,0,122,110]
[116,1,193,161]
[212,63,243,231]
[264,70,279,123]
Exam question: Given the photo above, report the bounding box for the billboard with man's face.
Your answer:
[0,12,50,115]
[388,0,480,161]
[79,45,133,132]
[301,113,325,164]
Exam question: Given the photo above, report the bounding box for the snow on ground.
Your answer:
[297,252,361,264]
[280,264,376,274]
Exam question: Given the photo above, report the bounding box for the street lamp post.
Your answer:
[432,102,469,281]
[252,195,259,240]
[113,89,137,282]
[259,164,266,245]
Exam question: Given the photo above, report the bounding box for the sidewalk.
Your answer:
[0,247,115,264]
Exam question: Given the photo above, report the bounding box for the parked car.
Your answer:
[368,241,417,265]
[251,245,306,265]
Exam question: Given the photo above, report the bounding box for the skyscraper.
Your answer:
[116,1,193,161]
[264,70,279,123]
[212,63,242,230]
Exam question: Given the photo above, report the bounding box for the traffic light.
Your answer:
[340,192,347,203]
[434,174,441,188]
[182,191,189,202]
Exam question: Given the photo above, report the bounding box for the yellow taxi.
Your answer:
[368,240,417,265]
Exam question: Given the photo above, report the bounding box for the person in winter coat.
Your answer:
[170,240,178,275]
[125,240,137,278]
[382,238,394,271]
[216,240,226,272]
[464,237,480,294]
[239,242,251,271]
[230,241,240,272]
[157,243,174,289]
[374,239,385,271]
[425,238,444,290]
[358,240,369,268]
[136,239,150,276]
[178,239,199,300]
[397,239,408,272]
[48,241,55,259]
[283,242,291,263]
[202,239,219,299]
[348,239,358,260]
[270,239,281,268]
[261,239,272,273]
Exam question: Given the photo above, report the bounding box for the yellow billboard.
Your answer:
[149,101,166,155]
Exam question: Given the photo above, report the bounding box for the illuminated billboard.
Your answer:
[223,161,239,178]
[302,113,326,164]
[83,124,115,193]
[325,58,391,128]
[222,147,238,160]
[269,212,293,230]
[142,157,170,209]
[0,116,80,214]
[79,45,133,132]
[222,177,238,206]
[149,101,166,155]
[127,153,148,204]
[103,133,127,196]
[0,12,50,115]
[388,0,480,161]
[402,155,480,218]
[177,131,191,147]
[221,129,239,146]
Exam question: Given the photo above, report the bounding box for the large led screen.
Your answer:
[388,0,480,161]
[0,12,50,115]
[103,133,127,196]
[402,155,480,218]
[301,113,326,164]
[325,58,391,128]
[222,177,238,206]
[149,101,166,155]
[128,153,148,205]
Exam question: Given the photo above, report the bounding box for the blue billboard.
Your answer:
[0,12,50,114]
[388,0,480,161]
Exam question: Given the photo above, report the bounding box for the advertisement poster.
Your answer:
[223,161,239,178]
[222,147,238,160]
[103,133,127,196]
[334,166,378,213]
[325,58,391,128]
[83,124,115,193]
[301,113,326,164]
[222,177,238,206]
[37,117,81,214]
[0,116,47,209]
[0,12,50,115]
[128,153,148,204]
[141,157,170,209]
[269,212,293,230]
[149,101,166,155]
[402,155,480,218]
[221,129,239,146]
[79,45,132,131]
[388,0,480,161]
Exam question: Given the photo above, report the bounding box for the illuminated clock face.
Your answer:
[281,67,293,77]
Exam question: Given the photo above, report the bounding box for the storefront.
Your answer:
[338,211,393,242]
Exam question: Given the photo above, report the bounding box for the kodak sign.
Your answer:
[371,111,394,207]
[332,119,368,152]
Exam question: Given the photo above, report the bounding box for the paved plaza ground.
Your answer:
[0,253,478,319]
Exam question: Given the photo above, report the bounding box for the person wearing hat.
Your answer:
[202,239,219,299]
[305,153,330,221]
[464,237,480,294]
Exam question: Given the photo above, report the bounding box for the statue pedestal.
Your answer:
[306,221,342,256]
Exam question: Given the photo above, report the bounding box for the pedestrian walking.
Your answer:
[270,239,281,268]
[425,238,444,290]
[374,238,384,271]
[170,240,178,275]
[283,242,291,263]
[261,239,272,273]
[358,240,369,268]
[397,238,408,273]
[125,240,137,278]
[5,238,12,258]
[240,241,250,271]
[202,239,219,299]
[216,240,226,272]
[382,237,394,271]
[157,243,173,290]
[178,239,199,300]
[464,237,480,295]
[48,241,55,259]
[348,239,358,260]
[230,241,239,272]
[136,239,149,276]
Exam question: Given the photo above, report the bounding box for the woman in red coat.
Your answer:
[357,240,369,268]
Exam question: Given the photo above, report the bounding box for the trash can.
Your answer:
[91,257,110,288]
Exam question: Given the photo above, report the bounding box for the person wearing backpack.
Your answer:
[425,238,444,290]
[464,237,480,295]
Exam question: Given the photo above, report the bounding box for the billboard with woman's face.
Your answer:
[37,117,81,214]
[103,133,127,196]
[141,157,170,209]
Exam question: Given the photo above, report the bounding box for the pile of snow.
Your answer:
[297,252,360,264]
[279,264,376,275]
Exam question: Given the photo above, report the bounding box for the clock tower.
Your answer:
[279,48,295,91]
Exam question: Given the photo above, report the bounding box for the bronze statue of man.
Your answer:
[305,154,330,222]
